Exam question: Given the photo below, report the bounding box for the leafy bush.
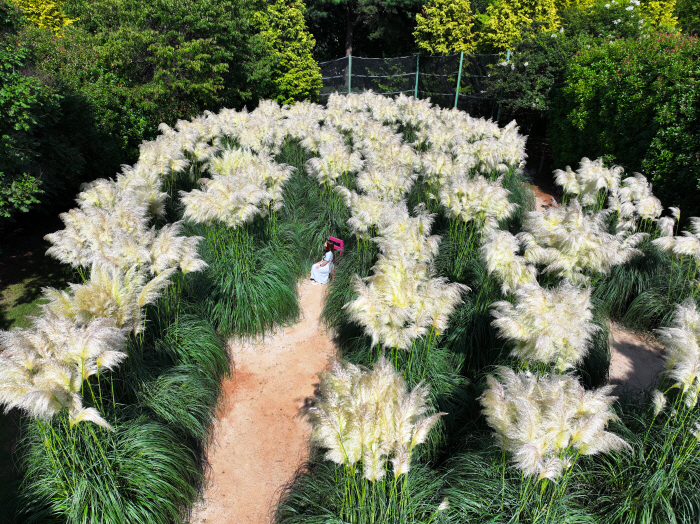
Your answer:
[255,0,321,105]
[11,0,76,34]
[413,0,476,54]
[549,32,700,216]
[483,0,648,117]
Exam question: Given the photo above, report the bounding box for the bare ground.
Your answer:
[608,323,665,393]
[190,280,336,524]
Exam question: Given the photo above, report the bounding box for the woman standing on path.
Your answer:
[310,241,334,285]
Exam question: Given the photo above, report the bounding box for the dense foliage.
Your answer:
[549,32,700,217]
[0,0,323,222]
[255,0,322,105]
[476,0,560,51]
[10,0,75,33]
[0,3,88,219]
[414,0,476,54]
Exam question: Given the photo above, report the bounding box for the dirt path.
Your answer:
[191,281,336,524]
[608,323,665,393]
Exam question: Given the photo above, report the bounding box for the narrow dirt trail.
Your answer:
[191,281,336,524]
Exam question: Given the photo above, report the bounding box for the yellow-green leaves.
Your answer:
[477,0,560,51]
[414,0,476,54]
[255,0,321,105]
[12,0,76,35]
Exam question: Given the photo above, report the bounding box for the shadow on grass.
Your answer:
[0,215,73,330]
[0,410,22,523]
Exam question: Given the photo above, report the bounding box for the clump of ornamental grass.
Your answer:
[180,147,294,233]
[611,172,664,233]
[480,230,538,295]
[585,302,700,524]
[343,205,468,358]
[436,174,517,278]
[305,140,363,189]
[490,282,599,372]
[42,264,176,335]
[184,219,300,337]
[18,302,229,524]
[480,368,629,479]
[653,216,700,297]
[480,368,629,520]
[519,200,646,285]
[45,197,205,277]
[655,299,700,406]
[554,157,623,211]
[302,356,444,522]
[0,314,126,430]
[440,448,596,524]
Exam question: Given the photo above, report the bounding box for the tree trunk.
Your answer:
[345,1,354,57]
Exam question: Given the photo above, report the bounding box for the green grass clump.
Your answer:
[14,268,229,523]
[276,455,447,524]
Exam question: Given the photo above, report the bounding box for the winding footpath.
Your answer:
[191,281,336,524]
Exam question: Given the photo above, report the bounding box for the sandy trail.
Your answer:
[608,323,665,393]
[191,280,336,524]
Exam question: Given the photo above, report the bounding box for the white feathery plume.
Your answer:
[519,200,646,283]
[655,300,700,406]
[43,264,175,334]
[480,230,538,294]
[491,282,599,372]
[438,174,517,226]
[652,217,700,263]
[480,368,629,479]
[304,356,444,480]
[554,157,623,207]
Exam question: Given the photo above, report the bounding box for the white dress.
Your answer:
[310,251,334,284]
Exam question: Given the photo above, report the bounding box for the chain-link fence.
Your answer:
[319,53,502,119]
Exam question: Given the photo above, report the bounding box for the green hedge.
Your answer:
[549,32,700,217]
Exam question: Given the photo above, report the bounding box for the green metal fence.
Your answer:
[319,52,504,119]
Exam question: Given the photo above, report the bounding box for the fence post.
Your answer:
[347,54,352,95]
[454,51,464,109]
[496,50,511,122]
[414,54,420,100]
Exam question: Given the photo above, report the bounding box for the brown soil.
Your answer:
[608,323,665,393]
[190,280,337,524]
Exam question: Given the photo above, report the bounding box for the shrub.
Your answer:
[483,0,648,118]
[549,32,700,217]
[11,0,76,34]
[414,0,476,54]
[254,0,321,105]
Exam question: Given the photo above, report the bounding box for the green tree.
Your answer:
[0,2,52,218]
[414,0,475,54]
[640,0,677,29]
[66,0,268,121]
[676,0,700,34]
[476,0,560,51]
[256,0,321,105]
[11,0,76,34]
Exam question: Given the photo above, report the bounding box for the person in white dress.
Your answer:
[310,241,334,285]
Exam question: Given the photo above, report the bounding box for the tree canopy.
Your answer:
[414,0,476,54]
